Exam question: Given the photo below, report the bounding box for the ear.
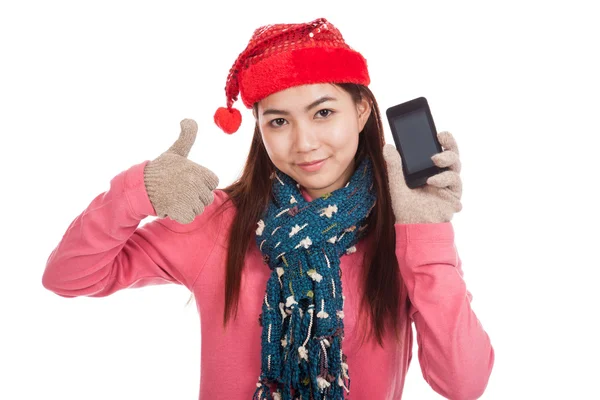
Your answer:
[357,97,372,133]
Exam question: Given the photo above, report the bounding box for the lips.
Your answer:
[297,157,328,172]
[298,158,326,166]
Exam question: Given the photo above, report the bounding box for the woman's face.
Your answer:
[255,83,371,200]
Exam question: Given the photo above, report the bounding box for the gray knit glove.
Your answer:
[383,131,463,224]
[143,119,219,224]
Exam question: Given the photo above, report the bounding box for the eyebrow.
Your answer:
[262,96,337,116]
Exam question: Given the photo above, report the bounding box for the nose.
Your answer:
[293,120,319,153]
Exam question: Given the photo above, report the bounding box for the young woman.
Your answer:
[42,17,494,400]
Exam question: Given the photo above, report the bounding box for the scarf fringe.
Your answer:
[252,382,272,400]
[257,255,355,399]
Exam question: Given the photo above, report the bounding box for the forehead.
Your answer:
[257,83,345,110]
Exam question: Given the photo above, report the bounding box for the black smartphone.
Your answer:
[385,97,448,189]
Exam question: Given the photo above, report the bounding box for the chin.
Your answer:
[298,173,338,191]
[286,161,345,192]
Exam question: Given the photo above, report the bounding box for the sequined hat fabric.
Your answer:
[213,17,370,134]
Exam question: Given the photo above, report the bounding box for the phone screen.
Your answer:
[391,109,438,174]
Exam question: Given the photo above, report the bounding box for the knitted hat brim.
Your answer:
[239,46,370,109]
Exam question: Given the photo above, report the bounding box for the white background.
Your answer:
[1,0,598,399]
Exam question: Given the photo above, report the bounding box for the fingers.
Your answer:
[191,202,206,218]
[437,131,459,156]
[193,164,218,206]
[199,165,220,190]
[166,118,198,158]
[429,131,462,196]
[426,170,462,198]
[431,149,461,173]
[432,132,461,173]
[172,210,198,225]
[198,187,215,207]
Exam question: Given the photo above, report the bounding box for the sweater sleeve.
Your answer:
[395,222,494,400]
[41,160,225,298]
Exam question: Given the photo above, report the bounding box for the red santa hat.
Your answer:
[213,17,371,134]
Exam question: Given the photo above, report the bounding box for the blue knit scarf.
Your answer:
[253,157,376,400]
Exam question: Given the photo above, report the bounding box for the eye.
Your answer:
[269,118,288,128]
[267,109,333,129]
[316,109,334,118]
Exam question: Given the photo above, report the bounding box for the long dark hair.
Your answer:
[205,83,409,347]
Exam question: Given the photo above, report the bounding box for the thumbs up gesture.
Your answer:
[143,119,219,224]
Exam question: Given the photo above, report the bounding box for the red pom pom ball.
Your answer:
[214,107,242,134]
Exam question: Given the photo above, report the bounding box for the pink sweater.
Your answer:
[42,160,494,400]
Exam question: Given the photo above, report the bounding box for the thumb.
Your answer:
[382,144,403,173]
[383,144,408,191]
[165,118,198,158]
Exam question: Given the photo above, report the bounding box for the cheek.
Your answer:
[261,134,290,164]
[261,132,278,153]
[327,123,360,152]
